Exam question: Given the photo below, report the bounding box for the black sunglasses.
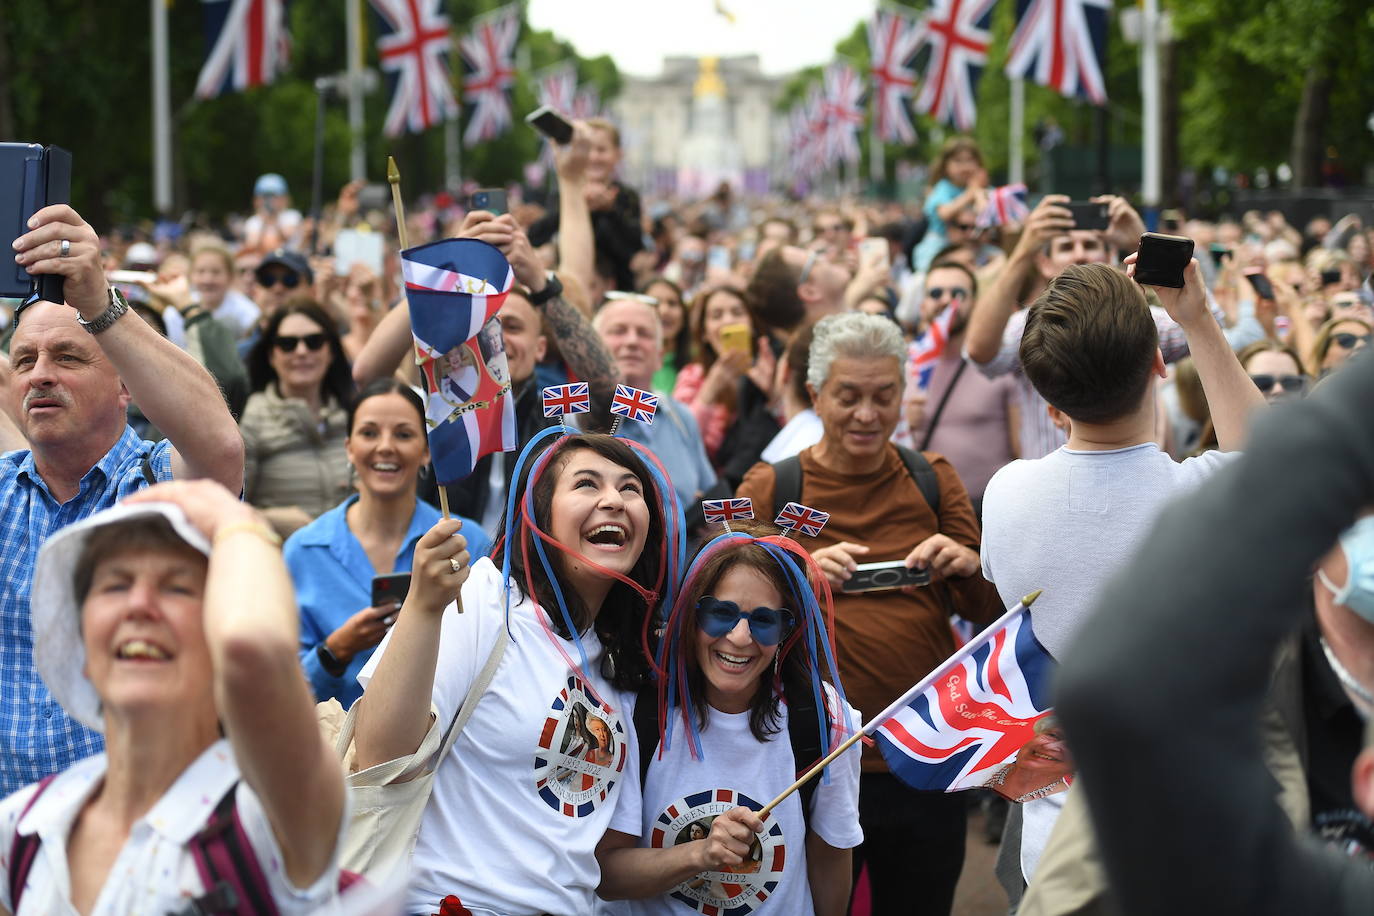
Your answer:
[927,287,969,302]
[1332,333,1371,350]
[1249,373,1305,394]
[274,333,328,353]
[949,222,977,231]
[257,271,301,289]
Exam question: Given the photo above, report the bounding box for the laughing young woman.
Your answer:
[352,431,679,916]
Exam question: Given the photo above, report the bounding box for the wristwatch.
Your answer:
[76,287,130,335]
[527,271,563,308]
[317,643,348,678]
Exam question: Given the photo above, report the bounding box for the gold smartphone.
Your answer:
[719,323,752,356]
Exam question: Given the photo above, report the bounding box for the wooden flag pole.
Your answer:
[388,156,452,519]
[757,589,1045,818]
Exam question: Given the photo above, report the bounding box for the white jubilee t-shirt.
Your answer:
[606,686,863,916]
[359,557,639,916]
[0,740,346,915]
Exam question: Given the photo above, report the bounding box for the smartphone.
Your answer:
[1208,243,1232,264]
[842,561,932,593]
[1,142,72,301]
[525,105,575,145]
[1133,232,1194,289]
[471,188,508,216]
[718,322,752,356]
[355,183,391,213]
[1320,269,1343,286]
[371,572,412,609]
[333,228,385,276]
[859,236,891,273]
[1065,200,1109,232]
[1243,267,1276,300]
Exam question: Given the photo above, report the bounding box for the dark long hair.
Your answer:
[642,276,692,372]
[247,298,355,408]
[494,433,667,691]
[348,378,426,433]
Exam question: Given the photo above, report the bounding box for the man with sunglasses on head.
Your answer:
[745,244,854,341]
[239,248,314,360]
[0,204,244,796]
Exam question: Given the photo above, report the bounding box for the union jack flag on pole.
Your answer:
[702,498,755,525]
[1004,0,1111,105]
[404,238,518,485]
[977,183,1031,229]
[867,6,924,144]
[908,296,958,392]
[822,62,865,166]
[873,593,1057,794]
[775,502,830,538]
[912,0,997,131]
[536,63,578,115]
[610,385,659,425]
[542,383,590,418]
[194,0,290,99]
[459,2,521,146]
[371,0,458,137]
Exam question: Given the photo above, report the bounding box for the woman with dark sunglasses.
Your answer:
[1236,339,1308,404]
[1310,315,1371,378]
[241,299,356,537]
[598,523,862,916]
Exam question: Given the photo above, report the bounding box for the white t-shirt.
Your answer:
[209,289,263,339]
[606,687,863,916]
[0,740,346,915]
[359,557,639,916]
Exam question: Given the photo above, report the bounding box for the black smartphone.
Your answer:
[0,143,71,302]
[470,188,508,216]
[1320,269,1343,286]
[371,572,412,609]
[1065,200,1109,232]
[1133,232,1194,289]
[1208,243,1232,264]
[355,182,391,213]
[1244,268,1276,300]
[842,561,932,593]
[525,105,575,144]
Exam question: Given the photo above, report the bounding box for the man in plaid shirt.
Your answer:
[0,205,243,795]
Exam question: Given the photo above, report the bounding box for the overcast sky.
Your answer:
[526,0,877,77]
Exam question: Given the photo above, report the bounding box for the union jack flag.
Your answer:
[459,2,521,146]
[867,7,924,144]
[403,238,517,484]
[371,0,457,137]
[908,295,958,391]
[610,385,659,425]
[542,383,591,418]
[874,597,1057,793]
[1004,0,1111,105]
[822,62,865,166]
[977,183,1031,229]
[775,502,830,538]
[536,63,578,115]
[913,0,997,132]
[194,0,289,99]
[572,85,602,120]
[702,498,755,525]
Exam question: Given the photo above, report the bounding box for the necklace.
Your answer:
[988,764,1068,804]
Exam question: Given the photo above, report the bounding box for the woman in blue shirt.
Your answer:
[286,379,490,706]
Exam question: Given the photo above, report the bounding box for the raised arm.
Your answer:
[556,123,596,300]
[1128,255,1264,451]
[124,480,343,888]
[16,205,243,491]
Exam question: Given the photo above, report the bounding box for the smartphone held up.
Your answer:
[1,142,72,303]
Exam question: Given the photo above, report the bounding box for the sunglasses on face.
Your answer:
[1249,373,1306,394]
[799,249,819,285]
[273,333,328,353]
[257,271,301,289]
[927,287,970,302]
[949,222,977,232]
[1332,333,1371,350]
[696,597,794,646]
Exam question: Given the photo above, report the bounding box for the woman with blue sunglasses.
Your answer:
[597,523,863,916]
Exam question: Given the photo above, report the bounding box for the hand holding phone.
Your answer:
[718,323,752,357]
[525,105,575,144]
[371,572,412,611]
[470,189,508,217]
[1126,241,1206,327]
[1065,201,1110,232]
[1133,232,1194,289]
[1243,267,1276,301]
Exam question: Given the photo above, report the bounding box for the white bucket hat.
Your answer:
[31,502,211,733]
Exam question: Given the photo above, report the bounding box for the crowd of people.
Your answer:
[0,118,1371,916]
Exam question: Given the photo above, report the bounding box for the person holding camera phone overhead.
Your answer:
[734,312,1002,916]
[285,379,489,708]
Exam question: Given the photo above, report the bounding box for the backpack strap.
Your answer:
[771,448,939,521]
[770,455,803,520]
[784,681,827,832]
[184,783,279,916]
[893,445,941,520]
[7,775,57,912]
[633,681,660,795]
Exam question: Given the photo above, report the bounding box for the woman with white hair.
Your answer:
[0,480,347,915]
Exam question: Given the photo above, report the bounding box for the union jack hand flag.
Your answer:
[775,502,830,538]
[908,295,958,391]
[1004,0,1111,105]
[459,2,521,146]
[542,383,590,418]
[913,0,997,132]
[867,7,924,144]
[371,0,457,137]
[977,183,1031,229]
[702,498,754,525]
[194,0,289,99]
[874,596,1059,794]
[822,62,865,166]
[610,385,659,425]
[404,238,517,484]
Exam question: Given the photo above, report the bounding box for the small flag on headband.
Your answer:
[977,183,1031,228]
[403,238,518,486]
[702,497,754,525]
[542,382,590,418]
[610,385,659,425]
[775,502,830,538]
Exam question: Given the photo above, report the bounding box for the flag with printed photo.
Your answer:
[403,238,517,484]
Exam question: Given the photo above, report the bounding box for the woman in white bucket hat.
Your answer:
[0,480,346,915]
